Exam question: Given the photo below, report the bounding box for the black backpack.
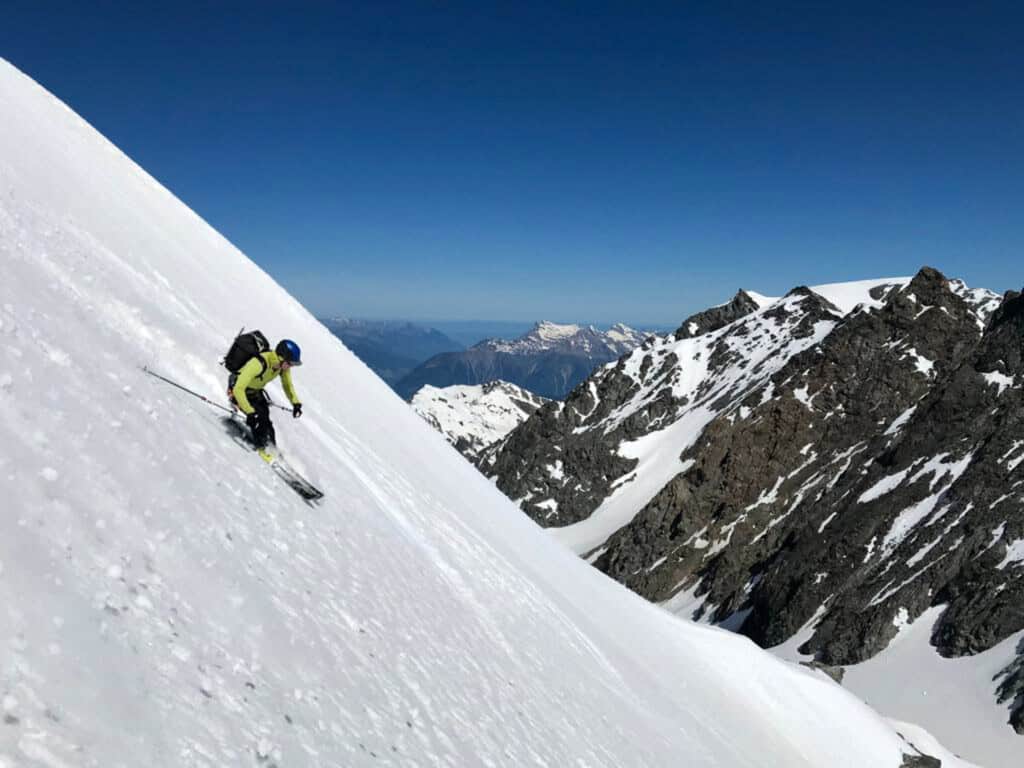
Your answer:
[223,329,270,373]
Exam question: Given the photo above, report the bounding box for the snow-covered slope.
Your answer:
[773,606,1024,768]
[411,382,547,460]
[0,59,972,767]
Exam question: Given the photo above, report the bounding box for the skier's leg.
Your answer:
[262,392,277,445]
[249,390,273,448]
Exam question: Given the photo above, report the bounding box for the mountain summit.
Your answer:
[476,321,646,356]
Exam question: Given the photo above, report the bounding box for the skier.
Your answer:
[224,333,304,449]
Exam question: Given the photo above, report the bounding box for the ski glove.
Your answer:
[292,403,303,419]
[246,412,260,430]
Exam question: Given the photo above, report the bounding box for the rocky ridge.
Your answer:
[479,282,887,532]
[481,267,1023,736]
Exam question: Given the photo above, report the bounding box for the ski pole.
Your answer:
[262,391,295,413]
[141,366,236,415]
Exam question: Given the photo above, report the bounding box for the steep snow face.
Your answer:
[725,279,912,316]
[411,382,548,460]
[808,277,911,314]
[0,59,972,768]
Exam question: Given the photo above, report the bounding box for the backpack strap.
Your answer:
[255,351,269,379]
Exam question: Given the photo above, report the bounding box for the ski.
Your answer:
[223,417,324,502]
[257,446,325,502]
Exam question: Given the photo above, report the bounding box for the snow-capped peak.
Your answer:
[606,322,645,344]
[533,320,582,340]
[808,276,911,314]
[476,321,646,355]
[732,279,910,318]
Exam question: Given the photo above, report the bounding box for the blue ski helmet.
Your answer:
[276,339,302,365]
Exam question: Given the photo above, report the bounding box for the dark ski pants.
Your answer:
[248,391,276,448]
[228,375,276,448]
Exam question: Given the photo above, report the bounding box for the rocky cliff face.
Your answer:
[482,267,1023,733]
[673,289,767,339]
[479,284,873,529]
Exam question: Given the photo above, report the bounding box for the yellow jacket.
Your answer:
[233,351,301,415]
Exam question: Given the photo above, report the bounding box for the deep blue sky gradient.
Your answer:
[2,1,1022,324]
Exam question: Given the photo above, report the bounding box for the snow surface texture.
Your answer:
[411,382,547,460]
[772,607,1022,768]
[0,60,973,767]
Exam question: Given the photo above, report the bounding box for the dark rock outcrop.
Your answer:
[479,287,839,527]
[673,289,762,340]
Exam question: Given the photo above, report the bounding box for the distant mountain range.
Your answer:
[418,320,537,348]
[322,318,463,386]
[395,321,650,400]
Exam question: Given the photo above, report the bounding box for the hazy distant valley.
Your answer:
[327,317,656,400]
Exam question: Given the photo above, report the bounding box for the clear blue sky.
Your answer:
[2,1,1021,325]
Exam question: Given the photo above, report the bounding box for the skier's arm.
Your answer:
[281,368,301,405]
[233,357,263,414]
